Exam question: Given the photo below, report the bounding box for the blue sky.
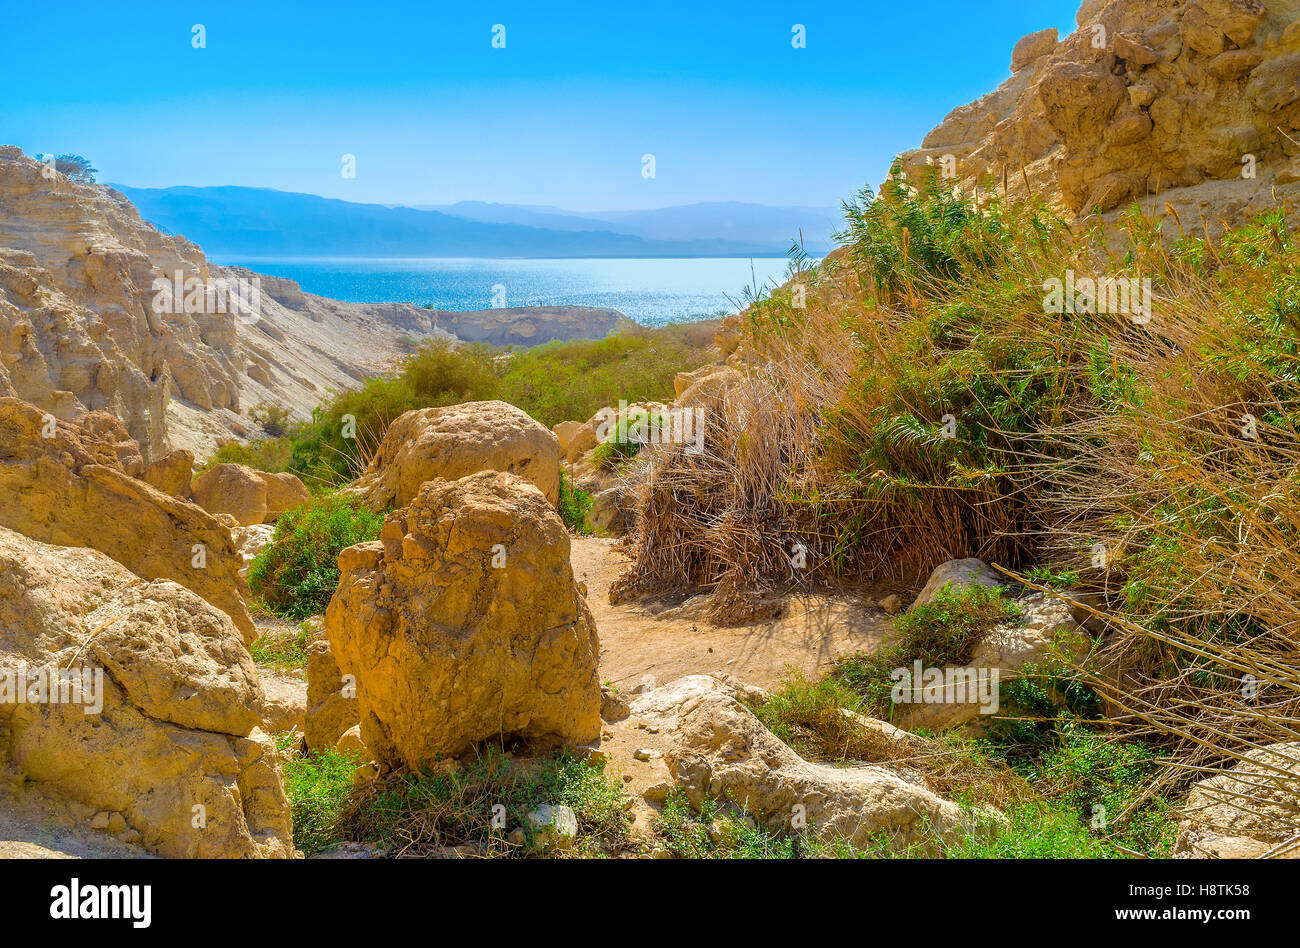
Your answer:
[0,1,1081,210]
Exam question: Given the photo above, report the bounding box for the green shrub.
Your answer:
[558,471,594,534]
[498,327,710,427]
[249,493,385,618]
[279,743,360,855]
[248,620,313,671]
[590,409,662,469]
[651,790,853,859]
[346,748,632,857]
[204,436,294,473]
[276,326,713,485]
[835,582,1020,716]
[250,401,295,437]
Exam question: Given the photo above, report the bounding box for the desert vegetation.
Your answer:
[612,163,1300,855]
[207,323,713,487]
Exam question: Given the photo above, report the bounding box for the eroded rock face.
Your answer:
[350,400,561,510]
[0,397,254,640]
[897,1,1300,226]
[1175,742,1300,858]
[0,527,293,858]
[326,470,601,769]
[305,631,358,753]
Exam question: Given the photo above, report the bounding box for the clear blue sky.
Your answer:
[0,0,1081,211]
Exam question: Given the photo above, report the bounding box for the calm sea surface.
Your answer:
[219,256,795,326]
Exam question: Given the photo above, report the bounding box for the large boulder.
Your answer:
[590,484,636,536]
[141,449,194,499]
[0,527,294,858]
[911,558,1009,610]
[1175,742,1300,859]
[326,470,601,768]
[233,522,275,578]
[350,401,560,509]
[0,398,255,640]
[646,680,972,851]
[892,592,1090,734]
[1010,27,1058,72]
[191,463,269,526]
[561,412,603,464]
[552,420,586,457]
[260,471,310,521]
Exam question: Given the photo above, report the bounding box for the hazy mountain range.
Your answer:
[111,185,839,259]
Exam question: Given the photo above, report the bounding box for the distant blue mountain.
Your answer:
[420,200,840,251]
[110,185,828,259]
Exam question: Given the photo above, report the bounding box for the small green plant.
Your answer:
[204,436,294,473]
[251,401,295,437]
[249,493,385,618]
[345,747,632,858]
[835,582,1020,716]
[591,410,662,469]
[248,620,314,671]
[558,470,594,534]
[1023,565,1081,589]
[279,742,361,855]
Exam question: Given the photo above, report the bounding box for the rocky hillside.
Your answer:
[0,147,625,461]
[896,0,1300,228]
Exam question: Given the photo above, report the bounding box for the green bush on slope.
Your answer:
[248,493,385,618]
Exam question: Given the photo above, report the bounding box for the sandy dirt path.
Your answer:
[571,536,893,692]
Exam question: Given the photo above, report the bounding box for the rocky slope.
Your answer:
[0,147,624,461]
[896,0,1300,228]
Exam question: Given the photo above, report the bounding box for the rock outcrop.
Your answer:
[326,471,601,768]
[428,306,625,346]
[304,632,359,753]
[628,676,974,851]
[192,463,272,527]
[0,527,294,858]
[349,400,561,510]
[897,0,1300,229]
[261,470,311,521]
[0,397,254,640]
[191,463,310,526]
[1175,742,1300,858]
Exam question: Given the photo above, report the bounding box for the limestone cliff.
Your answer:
[0,147,626,462]
[0,146,459,460]
[897,0,1300,228]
